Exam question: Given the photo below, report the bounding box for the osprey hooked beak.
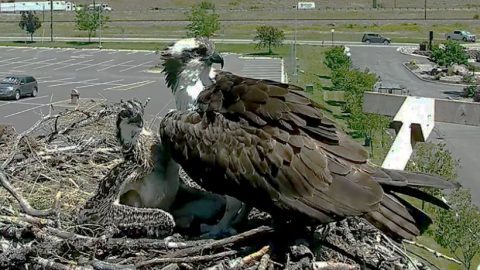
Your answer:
[209,52,224,69]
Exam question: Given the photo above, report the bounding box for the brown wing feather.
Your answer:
[159,110,383,223]
[168,71,456,240]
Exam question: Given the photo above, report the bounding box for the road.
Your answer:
[0,47,283,133]
[1,36,479,49]
[350,46,480,205]
[350,46,465,98]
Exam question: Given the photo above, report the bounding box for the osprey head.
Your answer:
[116,99,145,148]
[160,38,224,101]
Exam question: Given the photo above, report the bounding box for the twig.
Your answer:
[0,214,55,227]
[33,257,93,270]
[0,170,59,217]
[135,250,237,267]
[403,239,462,265]
[242,245,270,266]
[90,259,136,270]
[257,254,270,270]
[313,261,358,270]
[161,226,273,258]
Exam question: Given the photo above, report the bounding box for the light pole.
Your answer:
[50,0,53,42]
[293,4,298,82]
[424,0,427,20]
[98,6,102,48]
[331,28,335,46]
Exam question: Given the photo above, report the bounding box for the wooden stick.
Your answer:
[403,239,462,265]
[161,226,273,258]
[136,250,237,268]
[0,170,58,217]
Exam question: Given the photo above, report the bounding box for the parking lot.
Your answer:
[0,47,284,132]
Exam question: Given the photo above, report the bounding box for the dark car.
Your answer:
[362,33,391,45]
[0,75,38,100]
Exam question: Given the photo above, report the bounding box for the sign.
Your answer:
[297,2,315,9]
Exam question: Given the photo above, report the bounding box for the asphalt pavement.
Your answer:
[0,47,283,133]
[350,46,480,205]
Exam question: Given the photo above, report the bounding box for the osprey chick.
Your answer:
[159,38,459,240]
[78,99,178,237]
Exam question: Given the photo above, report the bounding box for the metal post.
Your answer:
[98,5,102,48]
[50,0,53,42]
[331,29,335,46]
[293,3,297,82]
[424,0,427,20]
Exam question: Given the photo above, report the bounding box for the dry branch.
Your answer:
[0,170,59,217]
[403,239,462,265]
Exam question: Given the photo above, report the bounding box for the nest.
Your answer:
[0,100,454,270]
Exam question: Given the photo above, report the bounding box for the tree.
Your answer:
[253,25,285,55]
[75,5,109,42]
[430,40,468,67]
[186,1,220,38]
[406,142,459,209]
[18,11,41,42]
[406,142,459,182]
[433,189,480,270]
[406,142,480,269]
[324,46,351,72]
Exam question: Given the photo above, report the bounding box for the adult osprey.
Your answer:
[159,38,457,240]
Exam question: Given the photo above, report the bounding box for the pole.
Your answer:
[293,3,297,82]
[50,0,53,42]
[424,0,427,20]
[98,4,102,48]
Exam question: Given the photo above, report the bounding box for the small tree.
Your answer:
[253,25,285,55]
[430,40,468,67]
[407,142,459,182]
[324,46,351,72]
[19,11,41,42]
[434,189,480,270]
[75,5,109,42]
[186,1,220,38]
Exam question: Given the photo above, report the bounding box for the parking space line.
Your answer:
[111,80,155,91]
[97,60,135,71]
[34,58,77,70]
[53,59,95,70]
[0,95,49,108]
[3,99,74,118]
[41,77,76,83]
[75,59,115,71]
[75,79,125,89]
[126,51,138,55]
[34,76,51,80]
[118,60,154,72]
[108,51,119,55]
[0,57,20,64]
[103,80,152,91]
[14,58,57,69]
[47,78,99,87]
[5,48,17,52]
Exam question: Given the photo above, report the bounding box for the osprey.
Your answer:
[159,38,457,240]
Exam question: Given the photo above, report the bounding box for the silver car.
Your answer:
[445,30,476,42]
[0,75,38,100]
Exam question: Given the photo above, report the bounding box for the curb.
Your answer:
[402,63,471,87]
[396,46,430,59]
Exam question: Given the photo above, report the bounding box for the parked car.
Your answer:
[0,75,38,100]
[362,33,391,45]
[445,30,476,42]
